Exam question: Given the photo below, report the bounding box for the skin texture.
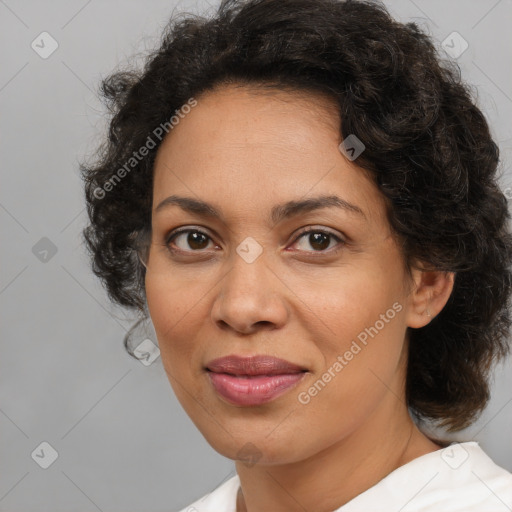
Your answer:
[144,84,455,512]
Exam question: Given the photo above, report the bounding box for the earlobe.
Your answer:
[406,268,456,329]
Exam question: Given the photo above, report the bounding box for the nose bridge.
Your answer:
[211,235,288,333]
[224,235,271,303]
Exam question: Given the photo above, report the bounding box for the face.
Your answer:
[144,84,418,465]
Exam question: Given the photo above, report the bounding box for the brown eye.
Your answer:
[166,229,213,252]
[292,228,344,253]
[307,232,330,251]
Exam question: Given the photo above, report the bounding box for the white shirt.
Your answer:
[176,442,512,511]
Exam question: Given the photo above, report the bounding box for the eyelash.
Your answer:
[164,226,345,256]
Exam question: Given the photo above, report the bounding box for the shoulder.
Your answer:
[175,474,240,512]
[340,442,512,512]
[451,442,512,509]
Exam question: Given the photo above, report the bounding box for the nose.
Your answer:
[210,249,290,335]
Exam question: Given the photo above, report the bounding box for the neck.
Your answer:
[235,399,441,512]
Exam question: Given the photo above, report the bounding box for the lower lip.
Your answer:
[207,371,306,406]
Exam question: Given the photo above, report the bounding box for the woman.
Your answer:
[81,0,512,510]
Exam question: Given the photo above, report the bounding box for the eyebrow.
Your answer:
[154,194,366,224]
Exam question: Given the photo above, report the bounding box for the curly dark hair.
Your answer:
[80,0,512,432]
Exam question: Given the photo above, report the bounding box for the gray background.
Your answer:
[1,0,511,511]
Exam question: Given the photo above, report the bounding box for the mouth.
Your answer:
[205,354,308,406]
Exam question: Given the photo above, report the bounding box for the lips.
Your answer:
[205,355,308,406]
[206,354,307,376]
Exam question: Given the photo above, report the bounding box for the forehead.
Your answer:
[151,84,388,228]
[155,83,341,161]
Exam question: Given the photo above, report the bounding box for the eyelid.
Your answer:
[165,225,212,242]
[165,225,218,249]
[288,226,345,253]
[292,225,344,243]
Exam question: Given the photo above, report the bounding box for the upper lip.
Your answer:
[206,355,307,376]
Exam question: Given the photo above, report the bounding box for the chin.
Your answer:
[200,426,306,467]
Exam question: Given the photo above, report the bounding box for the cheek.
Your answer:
[145,272,211,414]
[295,262,407,400]
[295,261,404,346]
[145,272,201,362]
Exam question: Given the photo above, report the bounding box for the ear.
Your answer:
[405,264,455,329]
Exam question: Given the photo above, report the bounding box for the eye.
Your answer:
[291,227,345,253]
[165,228,216,253]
